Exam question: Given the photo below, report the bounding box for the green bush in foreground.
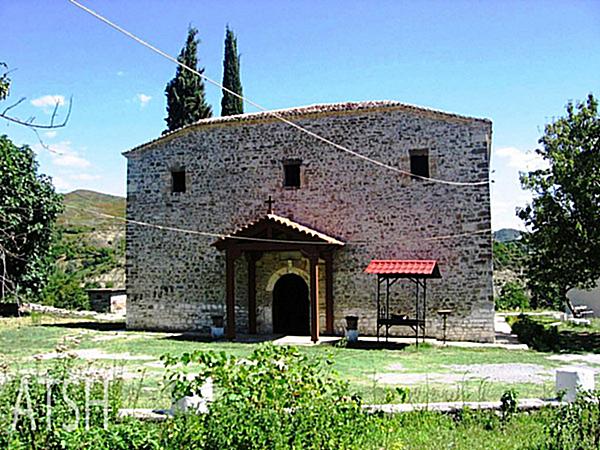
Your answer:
[0,357,123,448]
[542,390,600,450]
[1,345,600,449]
[161,344,369,449]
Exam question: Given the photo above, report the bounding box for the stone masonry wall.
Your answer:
[125,103,494,342]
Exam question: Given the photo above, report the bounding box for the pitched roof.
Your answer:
[213,213,344,249]
[365,260,441,278]
[124,100,490,156]
[265,214,345,245]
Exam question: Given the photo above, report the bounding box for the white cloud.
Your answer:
[44,131,57,139]
[490,146,544,230]
[69,173,101,181]
[54,153,91,169]
[32,140,91,169]
[116,71,125,77]
[31,95,65,108]
[136,93,152,108]
[51,175,72,192]
[495,146,547,171]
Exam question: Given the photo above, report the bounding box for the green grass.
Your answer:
[379,409,552,450]
[2,314,599,409]
[560,317,600,332]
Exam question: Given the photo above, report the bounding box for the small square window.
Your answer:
[409,150,429,179]
[283,161,301,188]
[171,170,186,193]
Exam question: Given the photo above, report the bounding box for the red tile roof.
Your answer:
[365,260,441,277]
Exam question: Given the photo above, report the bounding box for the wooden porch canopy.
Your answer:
[213,213,344,342]
[365,260,441,346]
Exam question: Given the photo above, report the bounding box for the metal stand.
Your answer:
[376,275,427,347]
[436,309,452,345]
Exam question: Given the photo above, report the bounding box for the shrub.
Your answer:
[0,357,123,448]
[500,389,518,423]
[543,390,600,449]
[511,314,560,351]
[161,344,372,449]
[496,281,530,311]
[511,314,600,353]
[41,268,89,310]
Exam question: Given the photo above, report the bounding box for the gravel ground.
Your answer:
[374,363,553,385]
[546,353,600,365]
[33,348,155,361]
[374,358,600,386]
[444,363,551,383]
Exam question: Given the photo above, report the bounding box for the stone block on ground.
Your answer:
[555,368,595,402]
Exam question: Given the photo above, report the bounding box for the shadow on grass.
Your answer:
[162,333,285,344]
[555,331,600,354]
[323,339,411,351]
[43,321,126,331]
[512,315,600,353]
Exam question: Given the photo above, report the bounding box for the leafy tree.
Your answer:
[518,94,600,309]
[493,240,526,272]
[165,26,212,132]
[0,135,63,301]
[0,63,9,101]
[496,281,530,311]
[40,225,125,310]
[220,26,243,116]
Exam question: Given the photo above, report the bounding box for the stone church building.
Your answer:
[124,101,494,342]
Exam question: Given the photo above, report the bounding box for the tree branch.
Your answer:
[0,96,73,130]
[1,97,26,116]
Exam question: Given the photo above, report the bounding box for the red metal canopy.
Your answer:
[365,260,441,278]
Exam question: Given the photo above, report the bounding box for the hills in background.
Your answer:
[59,190,126,229]
[56,190,524,296]
[58,190,523,246]
[493,228,523,243]
[47,190,127,303]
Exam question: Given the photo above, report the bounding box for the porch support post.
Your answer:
[225,247,239,340]
[324,252,334,334]
[246,252,257,334]
[309,252,320,343]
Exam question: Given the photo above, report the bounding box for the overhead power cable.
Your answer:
[423,228,491,241]
[64,202,492,245]
[64,205,338,246]
[2,190,496,246]
[68,0,489,188]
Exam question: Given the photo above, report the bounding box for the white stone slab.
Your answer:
[556,368,595,402]
[170,378,214,414]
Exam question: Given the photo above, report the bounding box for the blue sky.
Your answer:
[1,0,599,230]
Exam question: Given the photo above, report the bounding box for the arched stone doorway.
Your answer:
[272,274,310,335]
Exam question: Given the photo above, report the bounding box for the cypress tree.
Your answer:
[165,26,212,132]
[220,26,243,116]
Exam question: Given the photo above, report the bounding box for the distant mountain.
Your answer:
[52,190,126,291]
[58,190,125,229]
[493,228,522,243]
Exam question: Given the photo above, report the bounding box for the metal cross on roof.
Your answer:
[265,195,274,214]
